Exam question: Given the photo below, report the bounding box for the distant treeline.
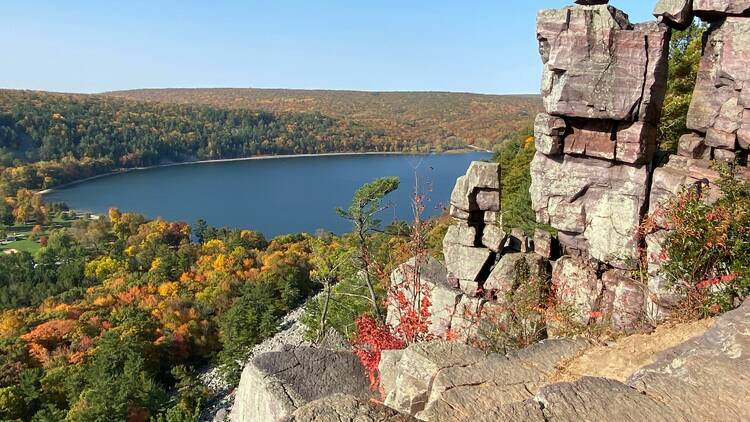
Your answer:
[0,90,421,192]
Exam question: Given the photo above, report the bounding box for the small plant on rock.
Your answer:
[643,166,750,318]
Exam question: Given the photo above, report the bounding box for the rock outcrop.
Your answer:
[379,300,750,421]
[532,2,669,266]
[229,345,370,421]
[528,1,671,331]
[379,339,591,421]
[387,256,465,338]
[445,161,501,296]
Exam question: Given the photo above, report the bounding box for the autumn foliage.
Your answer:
[640,168,750,318]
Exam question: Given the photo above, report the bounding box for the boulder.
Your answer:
[481,224,506,252]
[449,176,473,211]
[574,0,608,4]
[534,112,566,155]
[230,346,370,422]
[705,127,737,150]
[387,256,463,338]
[601,269,646,332]
[442,242,493,282]
[449,162,500,219]
[506,227,532,253]
[529,152,649,268]
[677,132,709,158]
[380,341,486,416]
[450,295,483,338]
[443,222,476,247]
[282,394,417,422]
[653,0,694,29]
[551,256,603,325]
[644,230,679,321]
[483,210,499,224]
[714,148,737,163]
[687,18,750,136]
[693,0,750,19]
[537,5,669,124]
[484,253,549,300]
[739,116,750,149]
[448,205,470,220]
[475,190,499,211]
[533,228,557,259]
[465,161,500,190]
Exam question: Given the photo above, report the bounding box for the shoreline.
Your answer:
[38,150,490,195]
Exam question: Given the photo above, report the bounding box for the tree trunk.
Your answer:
[358,223,382,323]
[317,279,333,342]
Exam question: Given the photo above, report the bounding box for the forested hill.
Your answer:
[0,90,393,192]
[105,88,542,150]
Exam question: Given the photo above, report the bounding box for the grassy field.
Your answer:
[1,217,75,255]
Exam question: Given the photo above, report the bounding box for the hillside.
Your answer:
[105,88,542,150]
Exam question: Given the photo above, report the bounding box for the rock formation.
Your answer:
[527,1,670,329]
[378,300,750,421]
[444,161,501,296]
[229,345,370,421]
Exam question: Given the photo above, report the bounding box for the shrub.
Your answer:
[350,315,404,388]
[470,257,551,353]
[646,167,750,318]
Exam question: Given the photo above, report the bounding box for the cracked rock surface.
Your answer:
[282,394,417,422]
[379,339,591,421]
[229,345,370,421]
[382,300,750,422]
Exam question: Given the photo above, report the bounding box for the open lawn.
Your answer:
[1,217,76,255]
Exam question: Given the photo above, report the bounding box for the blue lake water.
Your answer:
[44,152,492,238]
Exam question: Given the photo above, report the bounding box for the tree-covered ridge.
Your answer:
[0,89,403,192]
[105,88,542,150]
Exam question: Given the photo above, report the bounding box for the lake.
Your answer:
[44,152,492,238]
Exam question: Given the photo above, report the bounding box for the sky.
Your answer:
[2,0,657,95]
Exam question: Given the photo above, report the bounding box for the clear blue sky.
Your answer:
[2,0,656,95]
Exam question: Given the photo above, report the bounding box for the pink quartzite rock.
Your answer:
[687,18,750,140]
[533,229,557,260]
[601,270,646,332]
[534,113,566,155]
[551,256,603,325]
[677,133,709,158]
[529,152,649,269]
[537,5,669,124]
[693,0,750,19]
[449,162,500,212]
[713,148,737,163]
[653,0,694,30]
[561,119,658,164]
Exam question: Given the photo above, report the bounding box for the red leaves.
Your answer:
[696,273,738,290]
[351,315,405,388]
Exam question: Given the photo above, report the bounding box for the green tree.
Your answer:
[193,218,208,244]
[306,234,353,340]
[493,128,537,234]
[336,177,400,322]
[658,21,705,152]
